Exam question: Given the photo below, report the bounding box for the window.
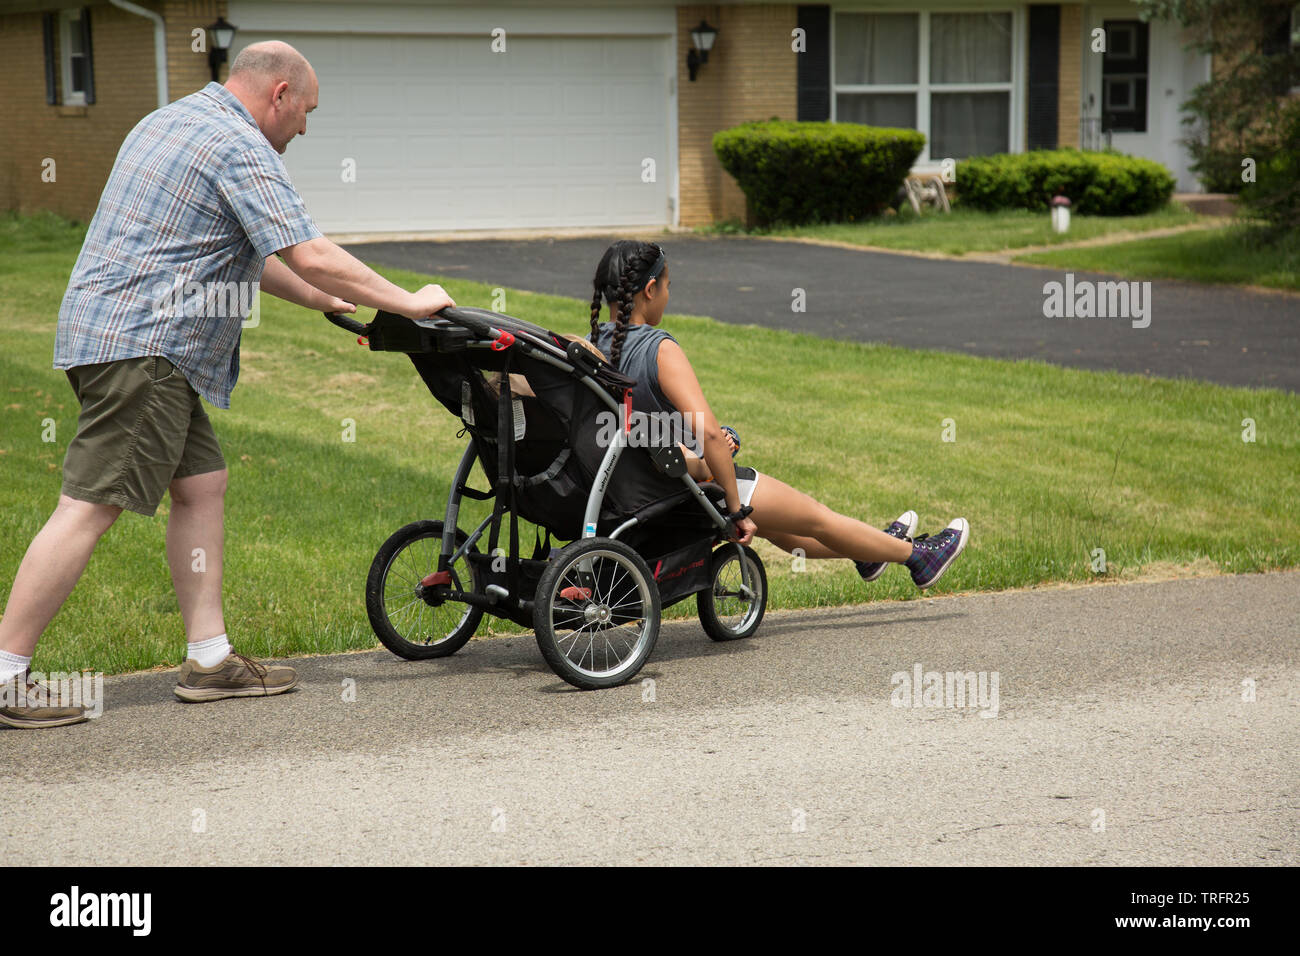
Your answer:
[1101,19,1148,133]
[1261,4,1300,91]
[1294,4,1300,91]
[833,10,1016,161]
[43,8,95,106]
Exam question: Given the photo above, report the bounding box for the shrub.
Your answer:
[1238,97,1300,236]
[713,121,925,227]
[956,149,1176,215]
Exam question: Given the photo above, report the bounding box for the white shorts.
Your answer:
[734,465,760,508]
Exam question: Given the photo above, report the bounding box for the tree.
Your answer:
[1139,1,1299,228]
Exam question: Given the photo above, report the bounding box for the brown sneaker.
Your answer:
[174,650,299,702]
[0,673,90,729]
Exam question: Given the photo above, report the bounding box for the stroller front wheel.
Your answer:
[533,537,661,690]
[366,520,484,660]
[698,543,767,642]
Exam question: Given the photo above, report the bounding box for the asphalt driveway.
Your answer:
[342,235,1300,392]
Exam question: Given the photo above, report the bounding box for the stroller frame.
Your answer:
[327,306,766,689]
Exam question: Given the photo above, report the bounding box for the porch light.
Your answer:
[687,20,718,82]
[208,16,238,82]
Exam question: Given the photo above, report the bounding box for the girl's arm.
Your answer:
[681,432,736,482]
[655,340,742,513]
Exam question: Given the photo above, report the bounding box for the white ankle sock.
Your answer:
[187,633,231,668]
[0,649,31,683]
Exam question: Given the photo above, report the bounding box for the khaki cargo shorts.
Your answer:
[62,356,226,516]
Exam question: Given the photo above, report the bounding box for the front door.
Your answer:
[1082,6,1210,191]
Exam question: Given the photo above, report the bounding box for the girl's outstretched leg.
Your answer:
[748,474,911,564]
[763,530,840,559]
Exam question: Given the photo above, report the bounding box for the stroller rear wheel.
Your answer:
[698,543,767,642]
[366,520,484,660]
[533,538,661,690]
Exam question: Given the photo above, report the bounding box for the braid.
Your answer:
[588,286,603,347]
[589,241,665,370]
[610,271,635,370]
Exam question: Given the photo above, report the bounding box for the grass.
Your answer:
[698,203,1200,255]
[1015,224,1300,291]
[1,213,1297,675]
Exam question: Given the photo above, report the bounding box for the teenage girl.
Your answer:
[587,240,969,590]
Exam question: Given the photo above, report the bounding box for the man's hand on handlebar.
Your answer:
[325,296,356,315]
[729,516,757,546]
[401,284,456,320]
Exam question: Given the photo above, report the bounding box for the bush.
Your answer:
[1238,97,1300,237]
[956,149,1176,215]
[713,121,925,227]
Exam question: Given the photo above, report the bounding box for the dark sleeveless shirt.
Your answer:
[593,320,702,455]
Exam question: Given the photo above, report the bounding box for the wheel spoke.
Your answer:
[377,532,478,650]
[544,547,657,681]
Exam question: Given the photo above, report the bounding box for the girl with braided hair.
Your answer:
[587,239,970,590]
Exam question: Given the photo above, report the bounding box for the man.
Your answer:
[0,42,453,729]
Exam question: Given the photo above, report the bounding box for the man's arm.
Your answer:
[280,236,454,320]
[260,254,355,314]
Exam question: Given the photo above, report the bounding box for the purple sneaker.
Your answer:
[905,518,970,590]
[855,510,919,582]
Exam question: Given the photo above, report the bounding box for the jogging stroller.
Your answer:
[325,306,768,690]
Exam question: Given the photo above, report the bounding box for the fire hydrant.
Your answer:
[1051,194,1072,234]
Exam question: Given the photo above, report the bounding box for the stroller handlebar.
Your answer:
[324,306,510,342]
[324,311,372,337]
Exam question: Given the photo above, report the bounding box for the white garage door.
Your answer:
[233,32,672,233]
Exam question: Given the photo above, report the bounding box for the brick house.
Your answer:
[3,0,1275,235]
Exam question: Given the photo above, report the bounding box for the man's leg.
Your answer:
[0,495,122,658]
[166,469,228,643]
[168,445,298,701]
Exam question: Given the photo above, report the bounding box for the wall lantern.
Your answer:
[208,16,238,81]
[687,20,718,82]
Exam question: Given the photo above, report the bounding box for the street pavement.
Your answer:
[4,571,1295,866]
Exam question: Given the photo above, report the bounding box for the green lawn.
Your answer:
[700,204,1200,255]
[1016,224,1300,291]
[2,213,1297,675]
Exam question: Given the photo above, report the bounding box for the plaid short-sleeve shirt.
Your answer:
[54,82,321,409]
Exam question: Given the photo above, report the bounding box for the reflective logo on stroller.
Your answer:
[654,557,706,582]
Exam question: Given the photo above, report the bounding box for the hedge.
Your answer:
[1238,97,1300,236]
[713,121,925,227]
[956,149,1176,215]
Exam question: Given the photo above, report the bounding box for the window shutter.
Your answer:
[43,13,57,105]
[1026,5,1061,150]
[80,7,96,105]
[797,5,831,121]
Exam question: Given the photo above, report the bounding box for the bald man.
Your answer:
[0,42,450,728]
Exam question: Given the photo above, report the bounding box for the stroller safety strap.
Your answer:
[513,447,571,488]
